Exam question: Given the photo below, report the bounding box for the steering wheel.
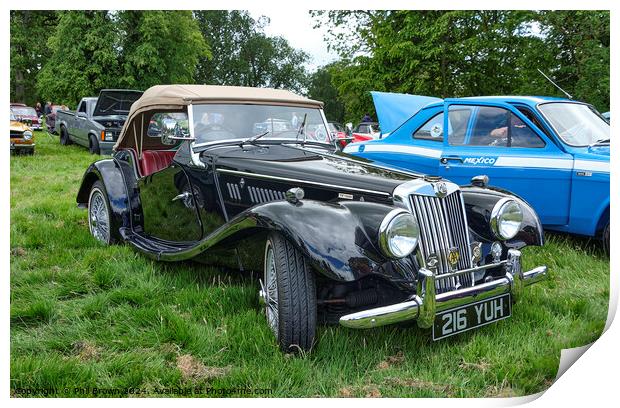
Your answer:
[489,137,508,147]
[195,123,236,142]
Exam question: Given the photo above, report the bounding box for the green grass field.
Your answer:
[10,129,609,397]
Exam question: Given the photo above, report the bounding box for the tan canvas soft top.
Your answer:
[115,84,324,151]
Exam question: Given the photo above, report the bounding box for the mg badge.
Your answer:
[239,178,245,189]
[448,247,460,268]
[435,182,448,197]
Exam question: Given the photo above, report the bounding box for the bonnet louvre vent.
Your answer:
[248,187,284,204]
[226,183,242,201]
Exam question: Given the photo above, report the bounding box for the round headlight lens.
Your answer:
[23,131,33,140]
[491,199,523,240]
[379,210,420,258]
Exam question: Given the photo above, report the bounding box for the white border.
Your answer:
[4,1,617,407]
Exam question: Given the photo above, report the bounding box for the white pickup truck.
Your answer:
[55,89,142,154]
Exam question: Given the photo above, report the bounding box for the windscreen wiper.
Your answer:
[295,113,308,144]
[589,138,610,147]
[240,131,270,146]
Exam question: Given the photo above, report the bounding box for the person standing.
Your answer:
[291,112,299,128]
[361,113,372,122]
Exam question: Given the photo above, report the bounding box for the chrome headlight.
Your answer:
[490,198,523,240]
[23,131,32,140]
[378,210,420,259]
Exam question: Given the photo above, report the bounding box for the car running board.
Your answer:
[119,227,195,260]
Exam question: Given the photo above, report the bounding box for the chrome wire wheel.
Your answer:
[88,186,110,244]
[262,240,279,337]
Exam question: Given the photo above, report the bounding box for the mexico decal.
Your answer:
[462,156,498,165]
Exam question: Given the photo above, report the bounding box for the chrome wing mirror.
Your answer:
[161,118,195,145]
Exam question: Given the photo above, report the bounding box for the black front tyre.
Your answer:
[89,134,100,155]
[261,232,317,353]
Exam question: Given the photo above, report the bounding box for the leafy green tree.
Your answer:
[118,11,210,89]
[194,11,309,92]
[536,10,610,111]
[307,63,345,122]
[37,11,209,106]
[311,10,610,120]
[36,11,121,106]
[10,11,59,105]
[193,10,257,86]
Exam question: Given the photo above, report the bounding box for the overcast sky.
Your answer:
[248,9,340,71]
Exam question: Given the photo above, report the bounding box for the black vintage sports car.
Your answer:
[77,85,548,352]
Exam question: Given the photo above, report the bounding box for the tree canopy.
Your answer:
[311,10,610,122]
[10,10,609,122]
[10,11,59,105]
[34,11,209,106]
[307,63,346,122]
[194,11,309,92]
[12,10,308,107]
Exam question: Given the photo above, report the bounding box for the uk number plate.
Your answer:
[432,293,511,340]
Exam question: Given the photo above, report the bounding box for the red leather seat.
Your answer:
[140,150,176,177]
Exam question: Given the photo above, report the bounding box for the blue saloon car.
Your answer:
[344,92,610,249]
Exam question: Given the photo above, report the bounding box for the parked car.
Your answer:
[344,92,610,252]
[45,104,63,134]
[10,110,35,155]
[76,85,547,352]
[348,121,381,143]
[55,89,143,154]
[10,103,42,131]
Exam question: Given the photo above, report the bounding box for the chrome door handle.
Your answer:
[172,191,191,202]
[440,156,463,164]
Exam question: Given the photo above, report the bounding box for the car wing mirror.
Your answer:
[345,122,353,136]
[161,120,195,145]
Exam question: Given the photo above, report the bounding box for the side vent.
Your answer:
[226,183,242,201]
[248,186,285,204]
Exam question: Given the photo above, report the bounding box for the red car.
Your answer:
[10,103,42,131]
[350,121,381,143]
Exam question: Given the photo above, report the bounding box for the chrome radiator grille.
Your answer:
[410,191,474,292]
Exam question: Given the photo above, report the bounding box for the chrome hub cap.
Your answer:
[88,189,110,243]
[263,243,279,336]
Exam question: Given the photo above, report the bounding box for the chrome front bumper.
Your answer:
[339,249,547,329]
